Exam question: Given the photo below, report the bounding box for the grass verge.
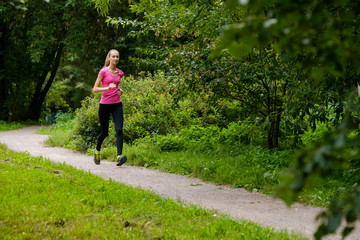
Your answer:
[0,121,28,131]
[0,144,307,239]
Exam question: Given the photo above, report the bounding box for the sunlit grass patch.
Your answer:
[0,144,307,239]
[36,126,50,135]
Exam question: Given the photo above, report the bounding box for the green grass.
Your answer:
[42,117,75,147]
[0,121,28,131]
[0,144,307,239]
[125,142,293,193]
[36,126,51,135]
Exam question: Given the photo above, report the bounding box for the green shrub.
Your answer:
[122,72,202,141]
[156,135,185,151]
[221,118,266,145]
[137,120,267,155]
[0,121,27,131]
[54,111,75,123]
[70,95,98,150]
[44,111,75,147]
[300,121,334,146]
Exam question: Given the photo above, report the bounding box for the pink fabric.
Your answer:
[99,67,124,104]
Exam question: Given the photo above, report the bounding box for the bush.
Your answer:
[122,71,202,141]
[300,121,334,146]
[134,119,268,156]
[70,71,247,150]
[221,118,266,145]
[155,135,185,151]
[71,95,104,151]
[44,111,75,147]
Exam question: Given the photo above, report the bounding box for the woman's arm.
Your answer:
[93,74,116,93]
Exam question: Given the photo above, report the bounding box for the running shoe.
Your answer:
[116,155,127,166]
[94,150,100,165]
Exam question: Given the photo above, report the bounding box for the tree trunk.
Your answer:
[24,43,64,121]
[267,112,281,148]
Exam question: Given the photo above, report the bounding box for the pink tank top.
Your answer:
[99,67,124,104]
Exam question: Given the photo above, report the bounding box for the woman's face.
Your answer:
[109,51,119,65]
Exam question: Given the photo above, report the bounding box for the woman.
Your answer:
[92,49,127,166]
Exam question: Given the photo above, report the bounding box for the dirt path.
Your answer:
[0,126,359,239]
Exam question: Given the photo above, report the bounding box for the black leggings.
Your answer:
[96,103,124,155]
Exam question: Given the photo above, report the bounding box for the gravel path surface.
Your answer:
[1,126,359,240]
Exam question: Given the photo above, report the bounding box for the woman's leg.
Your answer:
[96,104,111,151]
[112,102,124,156]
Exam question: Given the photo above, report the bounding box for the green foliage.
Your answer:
[36,126,50,135]
[1,0,136,121]
[71,95,102,151]
[300,121,334,147]
[277,93,360,238]
[45,81,70,111]
[216,0,360,238]
[220,0,360,78]
[0,144,307,239]
[70,71,244,151]
[44,111,75,148]
[45,63,95,112]
[314,184,360,239]
[180,46,305,148]
[144,120,267,154]
[0,121,27,131]
[122,71,194,140]
[103,0,238,73]
[94,0,344,149]
[223,119,266,145]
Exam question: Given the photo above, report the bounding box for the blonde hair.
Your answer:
[103,49,119,68]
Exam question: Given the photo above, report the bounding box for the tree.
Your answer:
[217,0,360,238]
[0,0,27,120]
[0,0,134,121]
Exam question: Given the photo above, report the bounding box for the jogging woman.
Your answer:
[92,49,127,166]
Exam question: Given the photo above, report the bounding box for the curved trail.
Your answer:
[0,126,359,239]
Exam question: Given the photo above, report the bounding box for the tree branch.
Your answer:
[224,87,267,117]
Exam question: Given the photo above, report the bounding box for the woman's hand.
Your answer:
[108,83,116,89]
[118,88,124,96]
